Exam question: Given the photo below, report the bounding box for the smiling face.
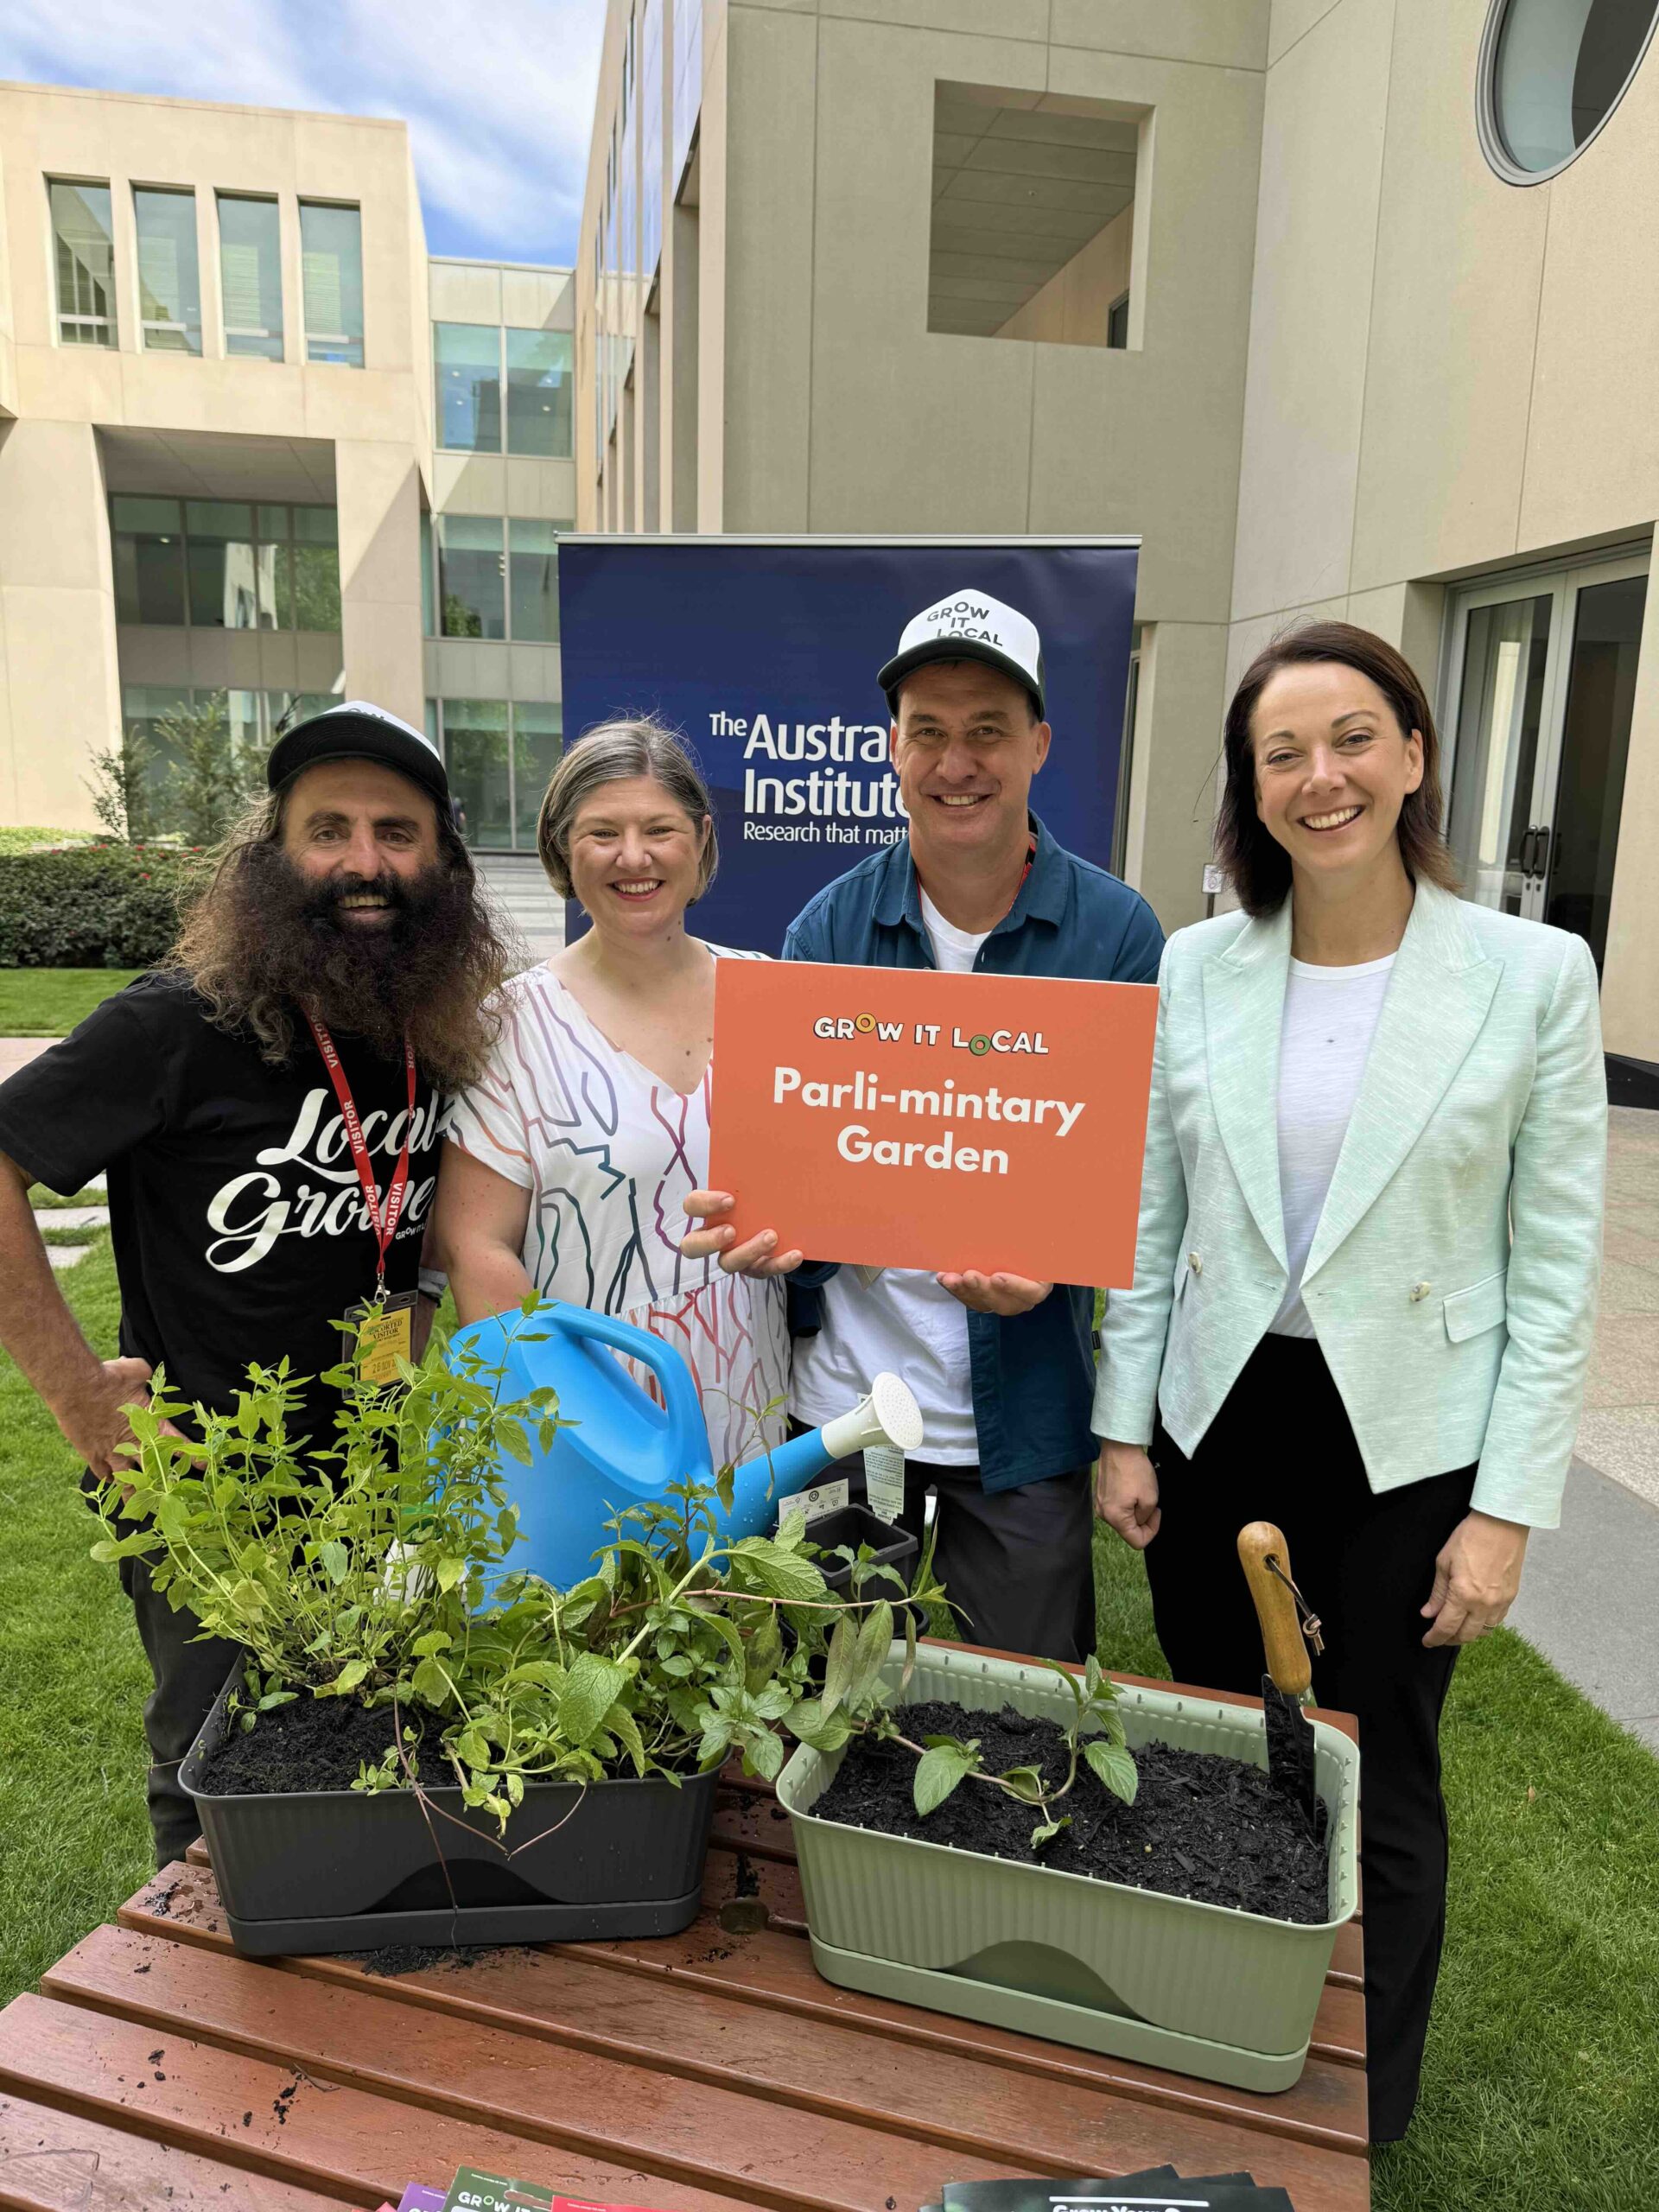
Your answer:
[891,660,1051,863]
[279,759,442,930]
[1251,660,1424,892]
[565,774,710,938]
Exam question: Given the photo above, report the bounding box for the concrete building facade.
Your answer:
[0,80,575,876]
[575,0,1659,1074]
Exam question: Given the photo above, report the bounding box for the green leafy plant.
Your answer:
[90,1306,941,1831]
[158,692,264,849]
[86,721,160,842]
[789,1637,1137,1851]
[0,843,201,967]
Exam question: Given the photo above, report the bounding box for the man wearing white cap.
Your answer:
[684,591,1163,1659]
[0,701,512,1863]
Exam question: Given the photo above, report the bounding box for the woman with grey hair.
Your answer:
[435,718,787,1474]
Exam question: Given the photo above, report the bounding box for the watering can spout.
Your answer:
[716,1370,925,1542]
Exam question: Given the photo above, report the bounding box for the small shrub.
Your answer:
[0,844,205,968]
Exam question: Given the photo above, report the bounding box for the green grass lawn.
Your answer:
[0,968,144,1036]
[3,1236,1656,2208]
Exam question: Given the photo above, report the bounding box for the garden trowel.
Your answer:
[1236,1520,1325,1835]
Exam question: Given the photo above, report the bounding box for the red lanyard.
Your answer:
[305,1014,417,1290]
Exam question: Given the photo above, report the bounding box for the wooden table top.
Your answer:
[0,1667,1369,2212]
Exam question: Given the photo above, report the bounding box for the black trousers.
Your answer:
[790,1423,1096,1663]
[118,1551,241,1869]
[1142,1334,1475,2143]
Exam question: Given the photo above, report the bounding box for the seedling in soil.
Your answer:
[786,1555,1137,1848]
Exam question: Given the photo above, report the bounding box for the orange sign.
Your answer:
[709,961,1158,1285]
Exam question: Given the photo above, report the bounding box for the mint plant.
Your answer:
[90,1305,946,1832]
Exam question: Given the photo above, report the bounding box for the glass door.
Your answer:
[1444,552,1649,970]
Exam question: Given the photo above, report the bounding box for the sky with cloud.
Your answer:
[0,0,607,267]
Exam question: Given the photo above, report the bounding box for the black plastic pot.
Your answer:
[804,1503,918,1596]
[181,1666,720,1957]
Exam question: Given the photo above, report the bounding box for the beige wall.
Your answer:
[995,200,1134,347]
[1232,0,1659,1059]
[579,0,1271,929]
[0,81,433,825]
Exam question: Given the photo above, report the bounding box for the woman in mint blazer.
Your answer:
[1095,622,1605,2141]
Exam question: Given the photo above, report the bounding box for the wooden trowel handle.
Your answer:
[1236,1521,1313,1699]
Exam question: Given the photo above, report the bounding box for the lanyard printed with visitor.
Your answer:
[303,1011,417,1292]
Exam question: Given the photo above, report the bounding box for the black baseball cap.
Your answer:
[266,699,450,810]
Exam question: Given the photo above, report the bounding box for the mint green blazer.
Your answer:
[1093,881,1605,1528]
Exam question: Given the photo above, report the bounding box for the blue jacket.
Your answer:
[781,816,1165,1492]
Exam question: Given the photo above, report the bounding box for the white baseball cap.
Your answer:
[878,588,1046,718]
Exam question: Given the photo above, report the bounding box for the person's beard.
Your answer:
[240,842,480,1062]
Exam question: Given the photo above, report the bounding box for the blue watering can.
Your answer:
[448,1300,925,1590]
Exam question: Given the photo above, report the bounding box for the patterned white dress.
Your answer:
[446,947,789,1477]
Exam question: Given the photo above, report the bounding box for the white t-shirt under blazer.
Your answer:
[1270,953,1396,1339]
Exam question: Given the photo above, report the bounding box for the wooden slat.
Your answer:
[127,1862,1369,2158]
[41,1931,1025,2212]
[0,1995,762,2212]
[0,2089,344,2212]
[96,1896,1365,2201]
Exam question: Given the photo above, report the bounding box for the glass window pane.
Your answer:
[122,685,193,832]
[512,702,563,849]
[292,505,338,544]
[1547,571,1648,972]
[436,515,505,639]
[301,201,364,367]
[51,181,117,346]
[508,519,560,642]
[111,496,181,533]
[421,514,435,636]
[257,505,291,542]
[218,194,283,360]
[1492,0,1659,173]
[435,322,503,452]
[134,188,202,354]
[443,698,512,847]
[1446,595,1554,915]
[288,538,341,631]
[185,502,276,630]
[505,328,574,456]
[112,516,187,626]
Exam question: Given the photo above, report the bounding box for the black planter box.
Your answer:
[181,1666,720,1957]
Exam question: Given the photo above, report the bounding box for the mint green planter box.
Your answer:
[775,1643,1361,2094]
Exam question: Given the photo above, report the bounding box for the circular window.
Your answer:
[1481,0,1659,180]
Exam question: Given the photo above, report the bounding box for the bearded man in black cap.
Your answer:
[0,701,512,1864]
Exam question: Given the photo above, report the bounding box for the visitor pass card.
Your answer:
[709,960,1156,1284]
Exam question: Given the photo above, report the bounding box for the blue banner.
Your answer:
[556,537,1140,955]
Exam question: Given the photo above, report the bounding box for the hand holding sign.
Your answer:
[702,963,1156,1287]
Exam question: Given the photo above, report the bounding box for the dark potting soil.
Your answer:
[814,1699,1331,1924]
[200,1694,451,1796]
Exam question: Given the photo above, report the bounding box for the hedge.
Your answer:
[0,845,208,968]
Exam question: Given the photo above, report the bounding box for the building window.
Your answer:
[111,498,340,631]
[927,83,1144,348]
[111,498,188,625]
[433,697,562,850]
[508,520,561,641]
[437,515,506,639]
[506,329,575,456]
[122,685,334,836]
[442,697,512,847]
[301,200,364,366]
[1107,291,1130,350]
[513,701,563,846]
[50,179,117,347]
[218,194,283,360]
[1482,0,1659,178]
[134,188,202,354]
[435,322,503,451]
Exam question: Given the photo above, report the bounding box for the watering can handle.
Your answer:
[546,1301,706,1444]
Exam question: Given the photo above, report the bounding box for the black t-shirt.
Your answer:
[0,972,448,1441]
